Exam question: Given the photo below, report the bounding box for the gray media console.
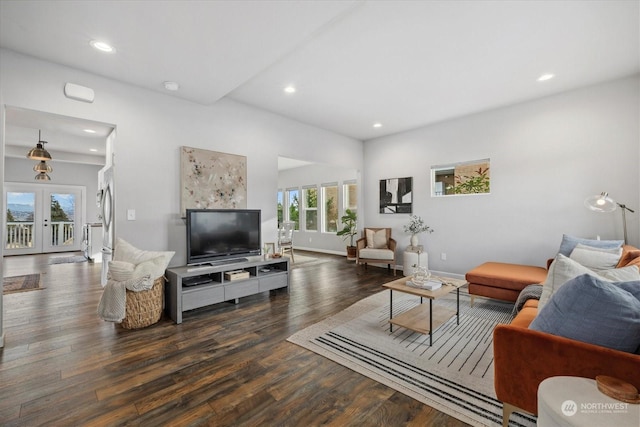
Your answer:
[165,257,290,324]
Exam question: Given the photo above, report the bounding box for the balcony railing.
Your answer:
[5,222,33,249]
[51,221,75,246]
[5,221,75,249]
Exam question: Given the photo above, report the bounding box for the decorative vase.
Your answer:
[410,234,418,247]
[412,265,430,285]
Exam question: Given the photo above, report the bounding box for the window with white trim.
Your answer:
[302,186,318,231]
[343,181,357,215]
[277,190,283,228]
[286,188,299,230]
[321,183,338,233]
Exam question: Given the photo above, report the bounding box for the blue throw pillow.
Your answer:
[530,274,640,353]
[557,234,623,257]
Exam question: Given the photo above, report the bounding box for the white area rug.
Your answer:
[288,289,536,427]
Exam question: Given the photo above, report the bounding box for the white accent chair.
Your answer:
[278,221,295,263]
[356,227,397,275]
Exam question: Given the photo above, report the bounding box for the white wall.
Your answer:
[363,75,640,275]
[0,49,363,267]
[278,162,359,253]
[4,158,102,223]
[0,48,364,346]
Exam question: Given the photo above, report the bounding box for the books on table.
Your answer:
[406,279,442,291]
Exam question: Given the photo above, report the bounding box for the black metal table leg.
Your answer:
[389,289,393,332]
[429,298,433,346]
[457,287,460,325]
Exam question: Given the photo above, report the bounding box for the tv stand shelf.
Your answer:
[165,257,289,324]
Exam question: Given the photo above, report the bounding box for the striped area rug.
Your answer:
[288,288,536,427]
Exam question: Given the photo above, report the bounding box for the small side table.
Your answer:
[403,245,427,277]
[537,376,640,427]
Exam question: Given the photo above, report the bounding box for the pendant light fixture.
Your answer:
[27,130,52,161]
[34,171,51,181]
[34,160,53,173]
[33,160,53,181]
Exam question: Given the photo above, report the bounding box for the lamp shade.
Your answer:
[584,192,616,213]
[27,130,52,161]
[33,161,53,173]
[34,172,51,181]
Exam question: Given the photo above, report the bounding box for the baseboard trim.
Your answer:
[292,249,465,281]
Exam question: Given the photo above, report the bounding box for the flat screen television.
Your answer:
[186,209,261,265]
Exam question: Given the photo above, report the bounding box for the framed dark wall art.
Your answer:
[379,177,413,214]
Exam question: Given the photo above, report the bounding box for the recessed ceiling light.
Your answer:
[537,73,555,82]
[83,129,96,134]
[164,81,180,91]
[373,123,382,128]
[89,148,98,152]
[284,85,296,94]
[90,40,115,53]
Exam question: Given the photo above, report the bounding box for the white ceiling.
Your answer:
[1,0,638,144]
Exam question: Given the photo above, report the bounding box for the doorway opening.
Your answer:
[3,106,116,278]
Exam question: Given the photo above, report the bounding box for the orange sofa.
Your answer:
[493,245,640,427]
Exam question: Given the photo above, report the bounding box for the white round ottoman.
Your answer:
[537,376,640,426]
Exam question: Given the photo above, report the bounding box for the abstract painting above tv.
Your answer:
[180,146,247,216]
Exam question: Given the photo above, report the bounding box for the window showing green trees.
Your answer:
[432,159,490,196]
[277,191,283,227]
[287,189,299,230]
[303,187,318,231]
[50,198,70,222]
[322,185,338,232]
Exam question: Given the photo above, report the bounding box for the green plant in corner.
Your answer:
[336,209,358,258]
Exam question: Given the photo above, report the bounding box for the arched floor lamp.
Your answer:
[584,192,635,244]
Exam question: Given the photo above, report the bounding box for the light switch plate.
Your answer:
[127,209,136,221]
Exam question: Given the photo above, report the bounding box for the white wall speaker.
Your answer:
[64,83,95,103]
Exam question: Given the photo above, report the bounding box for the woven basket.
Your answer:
[120,276,164,329]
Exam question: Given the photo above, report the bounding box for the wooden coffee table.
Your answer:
[382,276,467,345]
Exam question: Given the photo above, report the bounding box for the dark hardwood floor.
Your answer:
[1,251,468,426]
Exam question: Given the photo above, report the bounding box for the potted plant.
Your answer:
[336,208,358,259]
[403,215,433,247]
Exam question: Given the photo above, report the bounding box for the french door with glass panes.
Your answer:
[4,183,85,255]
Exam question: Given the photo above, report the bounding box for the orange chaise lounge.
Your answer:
[492,244,640,426]
[465,261,548,304]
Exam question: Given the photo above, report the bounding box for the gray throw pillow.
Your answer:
[530,274,640,353]
[557,234,623,257]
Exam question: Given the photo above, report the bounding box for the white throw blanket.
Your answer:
[97,275,153,323]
